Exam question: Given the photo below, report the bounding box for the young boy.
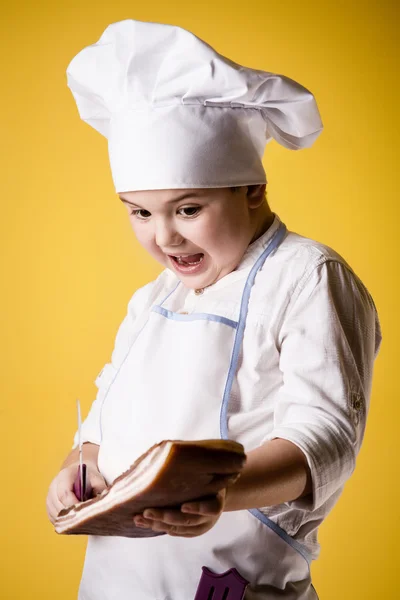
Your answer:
[46,19,381,599]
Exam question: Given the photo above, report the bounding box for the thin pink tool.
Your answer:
[73,399,93,502]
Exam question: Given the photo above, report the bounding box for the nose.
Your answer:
[154,217,183,249]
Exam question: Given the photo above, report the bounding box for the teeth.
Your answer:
[175,255,204,266]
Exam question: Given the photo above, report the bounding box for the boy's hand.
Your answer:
[46,463,107,524]
[133,488,227,538]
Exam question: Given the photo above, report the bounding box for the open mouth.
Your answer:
[168,253,205,274]
[170,253,204,266]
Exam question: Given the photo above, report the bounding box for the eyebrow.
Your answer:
[119,192,201,208]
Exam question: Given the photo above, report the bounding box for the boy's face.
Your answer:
[119,187,262,290]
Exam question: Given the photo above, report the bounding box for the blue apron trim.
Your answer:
[219,222,313,567]
[151,305,238,329]
[248,509,312,565]
[220,222,288,438]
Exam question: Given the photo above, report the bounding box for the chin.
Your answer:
[186,273,223,290]
[175,274,210,290]
[172,263,223,290]
[180,279,207,290]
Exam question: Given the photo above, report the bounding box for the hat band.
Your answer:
[108,104,268,192]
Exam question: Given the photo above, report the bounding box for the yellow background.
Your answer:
[1,0,397,598]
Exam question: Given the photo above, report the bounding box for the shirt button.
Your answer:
[194,288,204,295]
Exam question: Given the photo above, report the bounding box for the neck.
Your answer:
[250,203,275,244]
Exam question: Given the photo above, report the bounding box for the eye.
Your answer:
[130,208,151,219]
[178,206,201,218]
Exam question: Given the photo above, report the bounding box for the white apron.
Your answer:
[78,222,318,600]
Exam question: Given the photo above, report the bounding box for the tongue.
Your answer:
[180,253,203,264]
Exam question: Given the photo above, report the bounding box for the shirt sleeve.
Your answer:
[71,278,160,449]
[262,258,382,511]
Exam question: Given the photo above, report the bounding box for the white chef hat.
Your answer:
[66,19,323,193]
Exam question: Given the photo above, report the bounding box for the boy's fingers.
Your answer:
[59,489,79,507]
[46,467,107,528]
[90,473,107,495]
[54,497,65,514]
[141,509,205,527]
[46,500,56,523]
[181,494,222,516]
[47,497,64,523]
[203,474,240,495]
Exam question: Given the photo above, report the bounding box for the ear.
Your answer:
[247,184,266,209]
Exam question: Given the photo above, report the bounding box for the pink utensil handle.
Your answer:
[73,464,93,501]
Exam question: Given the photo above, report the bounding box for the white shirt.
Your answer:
[75,214,381,560]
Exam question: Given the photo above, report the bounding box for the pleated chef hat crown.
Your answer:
[66,19,323,193]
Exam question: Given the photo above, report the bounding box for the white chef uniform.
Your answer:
[65,18,381,600]
[73,215,381,599]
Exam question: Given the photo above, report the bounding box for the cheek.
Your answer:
[130,219,150,242]
[206,218,246,253]
[131,222,153,253]
[131,222,166,262]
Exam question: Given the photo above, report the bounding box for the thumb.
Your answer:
[89,470,108,496]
